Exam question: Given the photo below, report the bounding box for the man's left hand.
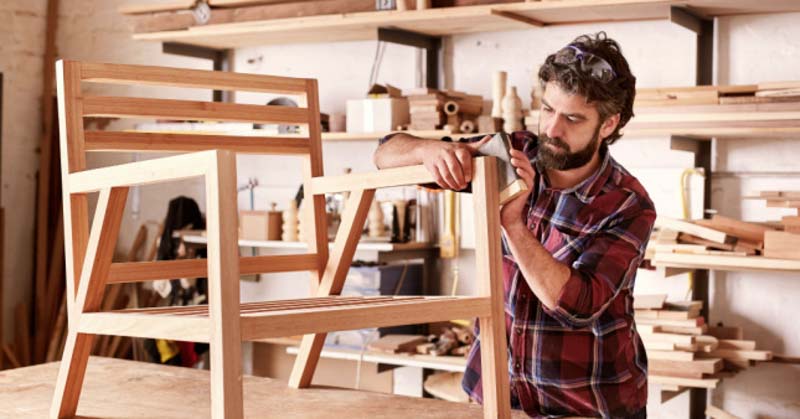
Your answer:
[500,149,535,229]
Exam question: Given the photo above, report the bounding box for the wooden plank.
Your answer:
[68,150,214,193]
[309,164,435,194]
[241,297,491,341]
[707,326,743,340]
[471,156,511,419]
[85,131,311,154]
[763,231,800,259]
[119,0,196,15]
[718,339,756,351]
[646,350,695,362]
[106,254,319,283]
[82,96,310,125]
[694,214,774,243]
[649,358,722,375]
[704,348,772,361]
[655,217,730,244]
[14,304,31,366]
[649,375,718,389]
[78,312,211,342]
[204,150,244,419]
[80,61,309,94]
[633,294,666,309]
[706,404,741,419]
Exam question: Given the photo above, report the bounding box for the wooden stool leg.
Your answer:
[205,150,243,419]
[473,157,512,419]
[49,331,94,418]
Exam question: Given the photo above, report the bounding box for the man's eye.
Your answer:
[542,107,553,113]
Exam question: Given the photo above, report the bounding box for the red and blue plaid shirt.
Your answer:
[459,131,656,417]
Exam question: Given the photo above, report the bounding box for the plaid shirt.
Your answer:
[380,131,655,417]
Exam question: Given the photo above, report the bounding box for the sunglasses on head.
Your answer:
[553,45,616,82]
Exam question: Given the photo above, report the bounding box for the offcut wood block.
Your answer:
[763,230,800,259]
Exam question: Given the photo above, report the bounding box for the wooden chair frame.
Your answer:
[51,60,510,418]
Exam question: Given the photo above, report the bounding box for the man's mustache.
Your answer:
[540,134,570,151]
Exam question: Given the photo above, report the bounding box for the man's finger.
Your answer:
[466,135,493,154]
[437,161,460,190]
[443,153,466,189]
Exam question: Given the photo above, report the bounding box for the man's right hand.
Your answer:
[421,135,492,190]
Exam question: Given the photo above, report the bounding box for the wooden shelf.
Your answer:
[181,233,436,252]
[528,100,800,139]
[285,344,467,373]
[322,130,453,142]
[651,252,800,273]
[131,0,800,49]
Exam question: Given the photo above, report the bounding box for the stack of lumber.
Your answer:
[634,295,772,402]
[404,88,483,133]
[122,0,378,33]
[649,215,774,259]
[750,191,800,260]
[634,82,800,107]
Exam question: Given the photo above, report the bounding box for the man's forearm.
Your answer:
[373,133,430,169]
[503,222,571,310]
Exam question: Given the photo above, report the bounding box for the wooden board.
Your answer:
[0,357,528,418]
[655,217,730,244]
[763,231,800,260]
[694,215,773,243]
[633,294,666,310]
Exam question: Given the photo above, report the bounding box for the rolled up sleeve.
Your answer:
[545,202,656,328]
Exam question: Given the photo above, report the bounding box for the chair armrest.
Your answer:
[68,150,225,193]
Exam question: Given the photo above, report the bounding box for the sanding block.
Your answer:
[477,132,528,205]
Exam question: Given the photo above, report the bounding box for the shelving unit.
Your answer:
[131,0,800,49]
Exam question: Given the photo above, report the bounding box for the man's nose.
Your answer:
[545,115,565,139]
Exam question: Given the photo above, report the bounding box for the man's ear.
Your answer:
[600,113,620,140]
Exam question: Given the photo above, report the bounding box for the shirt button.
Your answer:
[515,362,521,370]
[515,327,522,335]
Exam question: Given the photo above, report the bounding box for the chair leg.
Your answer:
[49,331,94,418]
[205,150,243,419]
[477,315,512,419]
[288,333,326,389]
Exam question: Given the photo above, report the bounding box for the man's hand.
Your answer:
[421,135,492,190]
[500,149,535,229]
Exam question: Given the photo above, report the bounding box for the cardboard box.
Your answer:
[346,98,409,133]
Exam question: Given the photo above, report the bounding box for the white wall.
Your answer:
[1,0,798,416]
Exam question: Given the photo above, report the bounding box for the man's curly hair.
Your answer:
[537,32,636,145]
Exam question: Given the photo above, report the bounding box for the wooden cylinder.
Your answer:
[444,101,460,115]
[491,71,507,118]
[416,0,430,10]
[459,119,475,133]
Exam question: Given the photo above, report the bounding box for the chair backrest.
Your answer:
[56,60,329,313]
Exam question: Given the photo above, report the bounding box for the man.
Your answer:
[374,32,655,418]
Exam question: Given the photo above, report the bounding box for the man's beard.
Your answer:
[537,123,602,171]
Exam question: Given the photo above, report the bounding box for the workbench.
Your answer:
[0,356,527,418]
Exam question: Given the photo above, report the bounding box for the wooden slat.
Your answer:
[80,61,309,94]
[655,217,730,244]
[84,131,311,154]
[106,254,320,283]
[68,150,216,193]
[82,96,310,125]
[241,297,491,341]
[309,164,435,194]
[649,375,719,389]
[78,312,211,342]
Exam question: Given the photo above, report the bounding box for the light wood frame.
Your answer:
[51,60,510,418]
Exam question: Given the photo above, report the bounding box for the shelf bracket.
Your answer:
[162,42,232,102]
[669,133,712,419]
[377,28,441,89]
[669,6,714,86]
